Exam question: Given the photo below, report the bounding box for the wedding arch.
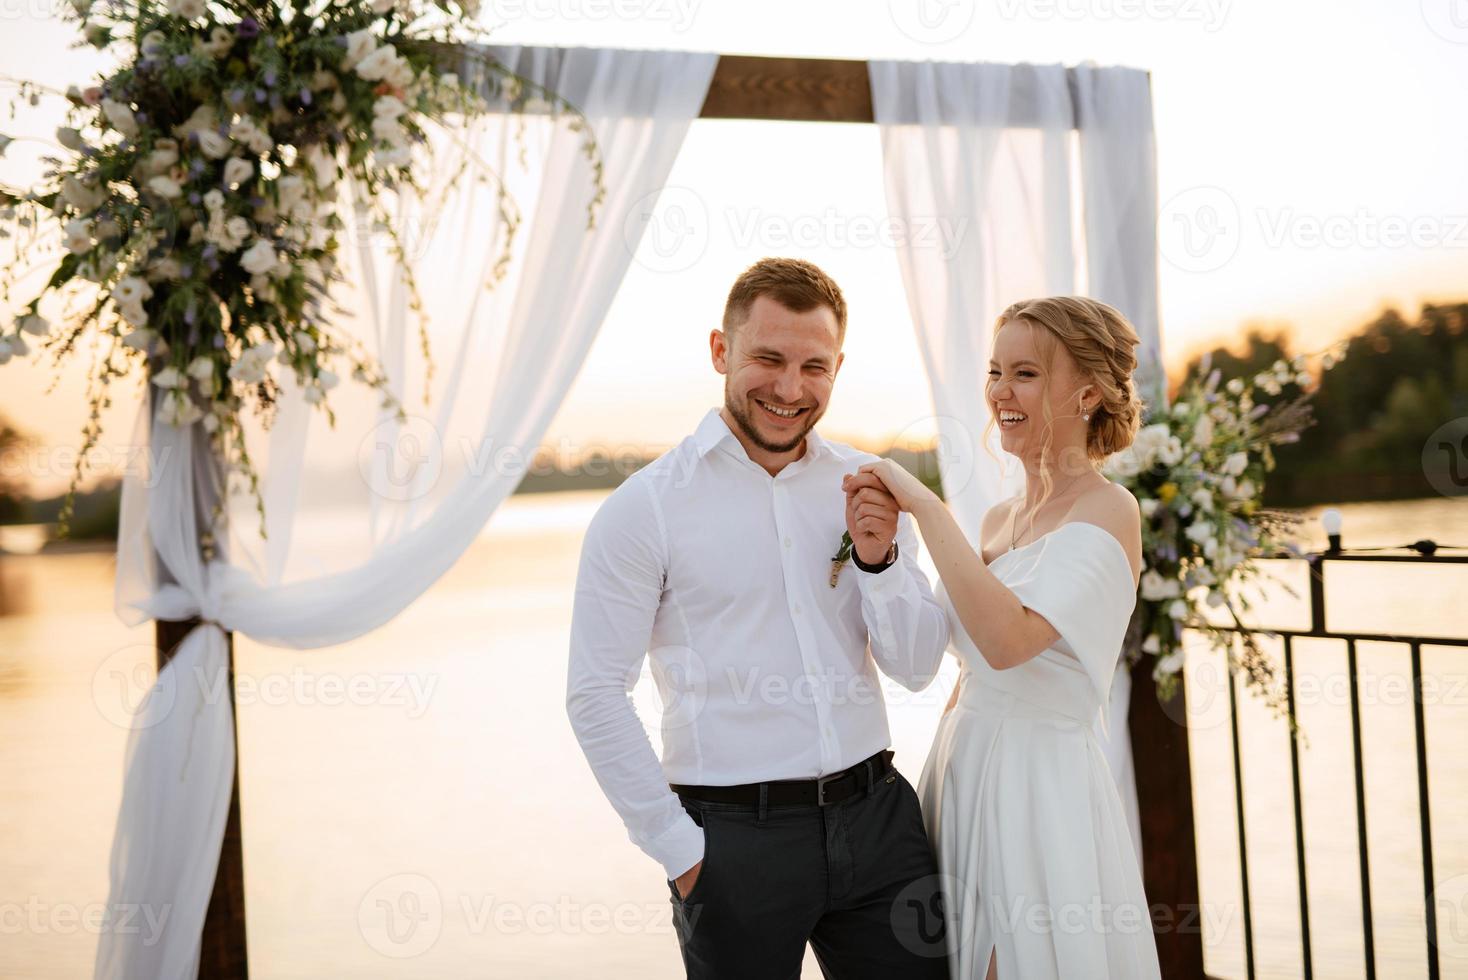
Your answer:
[88,45,1199,980]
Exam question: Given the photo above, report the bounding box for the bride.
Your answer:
[845,296,1162,979]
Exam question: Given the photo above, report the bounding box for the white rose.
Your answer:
[1167,599,1189,621]
[1223,451,1248,477]
[203,188,225,211]
[343,29,376,70]
[1140,570,1174,603]
[223,156,253,187]
[114,276,153,306]
[101,99,138,138]
[150,365,185,388]
[1141,633,1161,655]
[196,128,231,159]
[373,94,407,118]
[276,174,306,209]
[166,0,206,19]
[239,238,277,275]
[318,368,339,390]
[147,175,183,198]
[160,389,204,427]
[186,356,215,379]
[226,215,252,244]
[146,143,179,175]
[64,218,94,254]
[141,30,167,55]
[371,0,395,11]
[1139,497,1159,518]
[56,126,87,151]
[117,301,149,327]
[204,25,233,57]
[1154,650,1185,677]
[20,314,50,336]
[354,45,400,81]
[303,382,327,405]
[61,175,105,212]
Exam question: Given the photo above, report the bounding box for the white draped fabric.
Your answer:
[870,60,1162,866]
[95,46,716,980]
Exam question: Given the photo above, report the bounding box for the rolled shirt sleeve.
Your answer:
[855,510,951,692]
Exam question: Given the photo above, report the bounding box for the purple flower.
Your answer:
[213,333,225,348]
[202,244,218,260]
[229,87,246,104]
[174,54,190,67]
[189,158,205,176]
[237,17,260,39]
[255,88,267,103]
[264,69,277,87]
[300,88,312,105]
[136,110,149,123]
[188,191,201,205]
[180,264,193,278]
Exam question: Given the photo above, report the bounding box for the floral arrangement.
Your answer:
[1101,346,1346,711]
[0,0,603,551]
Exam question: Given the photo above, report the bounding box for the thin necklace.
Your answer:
[1009,470,1093,551]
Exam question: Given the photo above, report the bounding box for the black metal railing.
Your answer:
[1214,543,1466,980]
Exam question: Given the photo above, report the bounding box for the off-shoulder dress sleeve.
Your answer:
[1000,522,1138,714]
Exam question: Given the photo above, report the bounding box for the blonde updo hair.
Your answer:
[991,296,1145,465]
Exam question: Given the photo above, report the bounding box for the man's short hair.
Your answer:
[722,257,848,346]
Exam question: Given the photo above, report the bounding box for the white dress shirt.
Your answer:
[566,408,951,881]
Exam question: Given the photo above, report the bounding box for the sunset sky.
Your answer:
[2,1,1466,495]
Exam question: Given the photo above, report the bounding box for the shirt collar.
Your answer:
[693,407,831,464]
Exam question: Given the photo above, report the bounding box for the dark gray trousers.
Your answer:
[665,762,950,979]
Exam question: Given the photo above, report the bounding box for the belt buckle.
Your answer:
[816,770,843,806]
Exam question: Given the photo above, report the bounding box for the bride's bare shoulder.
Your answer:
[1068,481,1142,577]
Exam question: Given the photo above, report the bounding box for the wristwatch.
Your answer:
[851,540,899,574]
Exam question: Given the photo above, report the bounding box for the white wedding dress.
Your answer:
[916,521,1162,980]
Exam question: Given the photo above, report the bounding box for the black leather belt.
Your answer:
[670,749,895,807]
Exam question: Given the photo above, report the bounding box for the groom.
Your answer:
[567,258,951,978]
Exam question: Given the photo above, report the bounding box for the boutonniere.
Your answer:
[829,531,854,588]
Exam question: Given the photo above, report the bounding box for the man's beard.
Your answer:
[725,385,820,455]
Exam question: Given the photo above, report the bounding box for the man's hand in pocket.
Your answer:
[674,859,703,900]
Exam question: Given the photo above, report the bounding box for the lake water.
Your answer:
[1,492,1465,979]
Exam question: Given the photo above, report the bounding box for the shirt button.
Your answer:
[783,536,792,549]
[793,604,802,615]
